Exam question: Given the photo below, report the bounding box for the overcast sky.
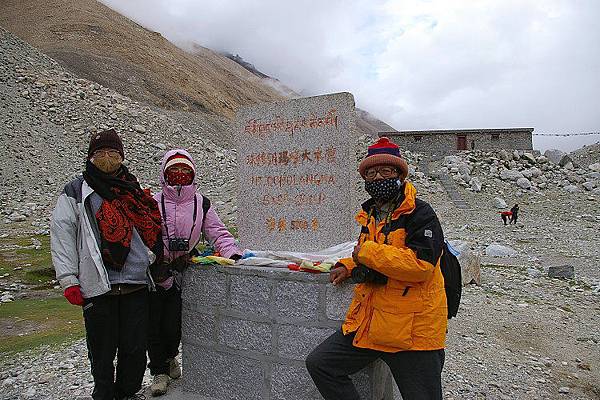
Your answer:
[101,0,600,152]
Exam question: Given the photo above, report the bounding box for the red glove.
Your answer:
[64,285,85,306]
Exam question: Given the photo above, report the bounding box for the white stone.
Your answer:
[529,167,542,178]
[132,124,146,133]
[589,162,600,172]
[449,240,481,285]
[564,185,579,193]
[500,169,524,181]
[493,197,508,209]
[516,177,531,189]
[443,155,461,166]
[544,149,566,164]
[522,153,536,163]
[485,243,518,257]
[470,177,482,192]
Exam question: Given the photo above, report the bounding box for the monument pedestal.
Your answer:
[180,265,397,400]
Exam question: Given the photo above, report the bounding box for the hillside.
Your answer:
[0,0,284,117]
[0,0,393,138]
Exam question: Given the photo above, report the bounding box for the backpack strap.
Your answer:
[196,194,211,247]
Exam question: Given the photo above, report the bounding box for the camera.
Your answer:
[168,238,190,252]
[351,264,388,285]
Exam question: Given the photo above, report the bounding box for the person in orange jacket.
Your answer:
[306,137,447,400]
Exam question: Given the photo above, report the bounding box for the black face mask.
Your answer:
[364,178,402,202]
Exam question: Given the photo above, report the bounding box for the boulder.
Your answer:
[522,153,536,163]
[544,149,566,165]
[470,177,482,192]
[529,167,542,178]
[564,185,579,193]
[589,163,600,172]
[485,243,518,257]
[497,149,510,161]
[548,265,574,279]
[493,197,507,209]
[527,268,542,278]
[132,124,146,133]
[457,163,471,177]
[500,169,524,181]
[516,177,532,189]
[443,155,461,166]
[559,154,573,167]
[449,240,481,285]
[582,181,595,191]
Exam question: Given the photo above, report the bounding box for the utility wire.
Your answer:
[533,132,600,137]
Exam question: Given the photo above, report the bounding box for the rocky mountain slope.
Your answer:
[0,0,392,140]
[0,27,239,230]
[0,0,283,118]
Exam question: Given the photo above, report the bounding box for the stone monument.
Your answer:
[236,92,358,252]
[181,93,398,399]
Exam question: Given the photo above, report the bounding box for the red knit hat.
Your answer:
[164,153,195,173]
[358,137,409,179]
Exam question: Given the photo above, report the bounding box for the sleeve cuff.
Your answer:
[59,275,80,289]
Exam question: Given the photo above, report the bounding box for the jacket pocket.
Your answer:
[345,298,361,322]
[368,288,424,349]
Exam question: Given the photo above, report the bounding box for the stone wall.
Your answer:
[385,130,533,154]
[181,265,396,400]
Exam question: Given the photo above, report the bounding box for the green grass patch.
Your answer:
[0,297,84,358]
[0,234,54,286]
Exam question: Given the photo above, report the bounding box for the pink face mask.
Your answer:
[165,165,194,186]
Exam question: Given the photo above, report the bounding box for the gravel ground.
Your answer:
[1,261,598,400]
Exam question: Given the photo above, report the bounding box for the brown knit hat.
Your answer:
[358,137,409,179]
[87,129,124,159]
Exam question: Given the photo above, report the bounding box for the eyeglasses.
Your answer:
[93,149,120,157]
[364,166,399,180]
[167,166,193,174]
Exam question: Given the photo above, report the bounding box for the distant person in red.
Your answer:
[499,210,512,225]
[510,204,519,224]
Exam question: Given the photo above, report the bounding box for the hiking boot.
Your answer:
[167,358,181,379]
[122,394,146,400]
[150,374,169,397]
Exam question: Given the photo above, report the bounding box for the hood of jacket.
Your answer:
[160,149,197,202]
[155,149,201,261]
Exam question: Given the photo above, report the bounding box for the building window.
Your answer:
[491,134,500,141]
[414,135,423,141]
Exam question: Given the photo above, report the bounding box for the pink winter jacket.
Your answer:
[153,149,241,263]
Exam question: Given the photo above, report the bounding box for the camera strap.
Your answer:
[160,193,198,242]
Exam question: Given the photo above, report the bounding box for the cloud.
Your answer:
[100,0,600,151]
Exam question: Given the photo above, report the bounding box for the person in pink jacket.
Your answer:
[149,149,242,396]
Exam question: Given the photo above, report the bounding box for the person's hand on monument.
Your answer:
[330,264,350,285]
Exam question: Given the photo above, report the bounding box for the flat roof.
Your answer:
[380,128,534,137]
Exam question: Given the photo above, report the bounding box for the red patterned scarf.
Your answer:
[84,161,163,270]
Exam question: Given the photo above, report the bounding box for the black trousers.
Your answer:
[148,285,182,375]
[83,288,149,400]
[306,330,444,400]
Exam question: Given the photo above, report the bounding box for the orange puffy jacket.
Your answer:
[338,182,447,352]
